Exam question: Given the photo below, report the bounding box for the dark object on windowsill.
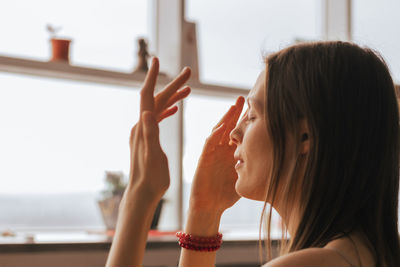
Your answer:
[133,38,150,72]
[132,38,167,77]
[151,199,164,229]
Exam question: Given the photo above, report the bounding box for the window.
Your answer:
[186,0,320,88]
[352,0,400,83]
[0,73,139,230]
[0,0,150,231]
[0,0,148,72]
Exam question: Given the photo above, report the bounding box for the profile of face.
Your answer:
[230,71,273,201]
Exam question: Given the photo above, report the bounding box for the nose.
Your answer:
[230,109,247,145]
[230,123,242,145]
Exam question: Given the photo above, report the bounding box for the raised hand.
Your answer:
[189,96,245,214]
[106,58,191,267]
[127,57,191,200]
[178,97,246,267]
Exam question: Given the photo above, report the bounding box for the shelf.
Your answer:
[0,55,249,96]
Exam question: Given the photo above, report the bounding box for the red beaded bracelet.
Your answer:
[176,231,223,252]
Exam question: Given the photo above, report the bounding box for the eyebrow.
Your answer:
[246,97,262,110]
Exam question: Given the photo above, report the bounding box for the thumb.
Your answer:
[142,111,161,149]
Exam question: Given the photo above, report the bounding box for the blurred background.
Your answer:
[0,0,398,265]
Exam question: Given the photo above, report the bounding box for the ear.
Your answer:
[299,119,310,155]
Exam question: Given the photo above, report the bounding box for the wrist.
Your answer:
[188,197,227,215]
[184,208,223,236]
[124,183,163,206]
[120,186,161,215]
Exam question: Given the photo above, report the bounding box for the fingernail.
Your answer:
[182,86,191,94]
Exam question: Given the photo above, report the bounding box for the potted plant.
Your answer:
[98,171,125,230]
[98,171,164,230]
[46,24,72,63]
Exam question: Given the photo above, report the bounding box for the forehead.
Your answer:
[247,70,266,105]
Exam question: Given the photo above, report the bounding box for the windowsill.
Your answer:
[0,54,249,96]
[0,229,281,253]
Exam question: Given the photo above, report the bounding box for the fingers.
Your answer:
[213,96,245,132]
[157,106,178,123]
[163,86,191,110]
[221,97,245,143]
[213,105,237,131]
[226,97,245,129]
[154,67,191,112]
[207,122,228,146]
[140,57,159,113]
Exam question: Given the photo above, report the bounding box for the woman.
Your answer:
[106,41,400,267]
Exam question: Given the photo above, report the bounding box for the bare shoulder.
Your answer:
[263,247,349,267]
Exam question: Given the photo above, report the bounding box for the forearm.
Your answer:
[106,189,160,267]
[179,207,223,267]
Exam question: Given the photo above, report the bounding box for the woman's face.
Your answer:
[230,71,273,201]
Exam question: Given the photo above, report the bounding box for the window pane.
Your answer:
[183,94,281,236]
[352,0,400,83]
[0,73,139,230]
[0,0,148,72]
[186,0,320,88]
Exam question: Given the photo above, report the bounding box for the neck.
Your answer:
[273,200,301,237]
[272,153,308,237]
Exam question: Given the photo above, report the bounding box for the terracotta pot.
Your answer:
[50,38,71,63]
[98,195,122,230]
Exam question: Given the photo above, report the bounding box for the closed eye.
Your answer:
[247,113,256,121]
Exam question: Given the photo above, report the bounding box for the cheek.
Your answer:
[235,122,272,201]
[235,159,271,201]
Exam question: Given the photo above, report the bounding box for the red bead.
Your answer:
[176,231,223,252]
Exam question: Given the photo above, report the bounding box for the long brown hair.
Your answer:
[260,41,400,266]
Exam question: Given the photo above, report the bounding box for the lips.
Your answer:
[235,159,244,170]
[234,152,244,170]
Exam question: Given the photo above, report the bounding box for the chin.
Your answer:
[235,177,266,202]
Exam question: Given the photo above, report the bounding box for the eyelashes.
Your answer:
[247,111,256,122]
[240,109,256,123]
